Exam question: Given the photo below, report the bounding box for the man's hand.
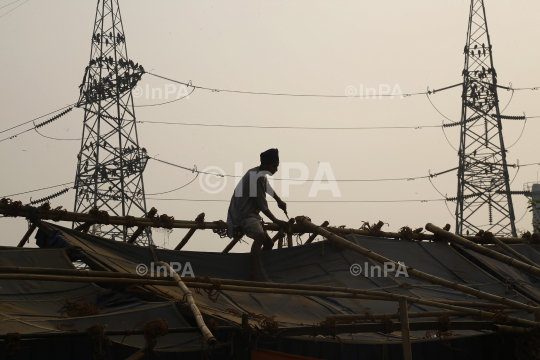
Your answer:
[273,219,289,229]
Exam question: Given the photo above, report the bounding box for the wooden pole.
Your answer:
[174,213,205,250]
[0,271,536,327]
[0,203,524,244]
[155,262,216,347]
[425,223,540,279]
[304,221,329,244]
[329,309,517,321]
[296,216,537,314]
[222,235,242,253]
[127,207,158,244]
[484,232,540,269]
[399,297,413,360]
[17,224,37,247]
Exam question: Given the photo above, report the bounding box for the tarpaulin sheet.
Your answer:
[36,222,535,345]
[458,243,540,303]
[0,247,216,354]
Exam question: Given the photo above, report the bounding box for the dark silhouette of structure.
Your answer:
[73,0,153,245]
[454,0,517,237]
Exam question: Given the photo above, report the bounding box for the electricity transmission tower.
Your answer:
[73,0,153,245]
[454,0,517,237]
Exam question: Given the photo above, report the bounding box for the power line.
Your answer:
[0,106,74,143]
[0,0,28,19]
[0,0,21,10]
[0,103,76,135]
[148,72,429,98]
[138,120,442,131]
[150,156,456,182]
[145,197,445,203]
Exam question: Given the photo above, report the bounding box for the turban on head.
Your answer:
[260,148,279,165]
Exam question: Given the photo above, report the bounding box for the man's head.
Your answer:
[260,148,279,175]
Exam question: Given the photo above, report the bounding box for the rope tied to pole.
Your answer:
[398,226,415,241]
[0,198,24,217]
[88,207,110,225]
[125,215,138,227]
[360,220,387,236]
[380,315,394,336]
[59,297,101,318]
[212,220,228,238]
[207,319,219,336]
[86,324,106,359]
[193,276,222,302]
[143,318,169,350]
[4,333,23,356]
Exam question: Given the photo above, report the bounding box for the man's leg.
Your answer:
[250,233,266,282]
[262,231,274,251]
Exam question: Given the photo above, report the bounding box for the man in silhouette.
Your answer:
[226,148,288,281]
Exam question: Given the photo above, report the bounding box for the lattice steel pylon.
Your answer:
[454,0,517,237]
[73,0,153,245]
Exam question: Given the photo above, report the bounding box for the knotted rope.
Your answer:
[86,324,106,359]
[143,319,169,350]
[4,333,23,356]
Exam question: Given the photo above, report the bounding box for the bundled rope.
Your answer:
[0,198,24,217]
[227,309,279,334]
[4,333,23,356]
[59,297,101,318]
[143,319,169,350]
[88,207,110,225]
[360,220,386,236]
[86,324,106,359]
[212,220,228,238]
[193,276,222,303]
[207,319,220,336]
[125,215,138,227]
[379,315,394,336]
[398,226,415,241]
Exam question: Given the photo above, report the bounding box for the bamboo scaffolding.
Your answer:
[155,261,216,347]
[0,272,536,327]
[304,221,329,244]
[296,216,538,315]
[0,266,517,309]
[0,322,517,340]
[0,203,524,244]
[17,224,36,247]
[328,309,517,321]
[484,231,540,269]
[127,207,157,244]
[174,213,205,250]
[425,224,540,279]
[399,297,412,360]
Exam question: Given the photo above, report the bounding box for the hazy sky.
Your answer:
[1,0,539,252]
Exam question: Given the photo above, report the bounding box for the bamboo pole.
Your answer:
[155,262,216,347]
[222,235,242,253]
[0,266,517,309]
[0,322,510,340]
[174,213,205,250]
[17,224,37,247]
[425,224,540,280]
[296,216,537,314]
[127,207,158,244]
[305,221,329,244]
[0,203,524,244]
[328,309,517,321]
[399,297,412,360]
[484,232,540,269]
[0,272,536,327]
